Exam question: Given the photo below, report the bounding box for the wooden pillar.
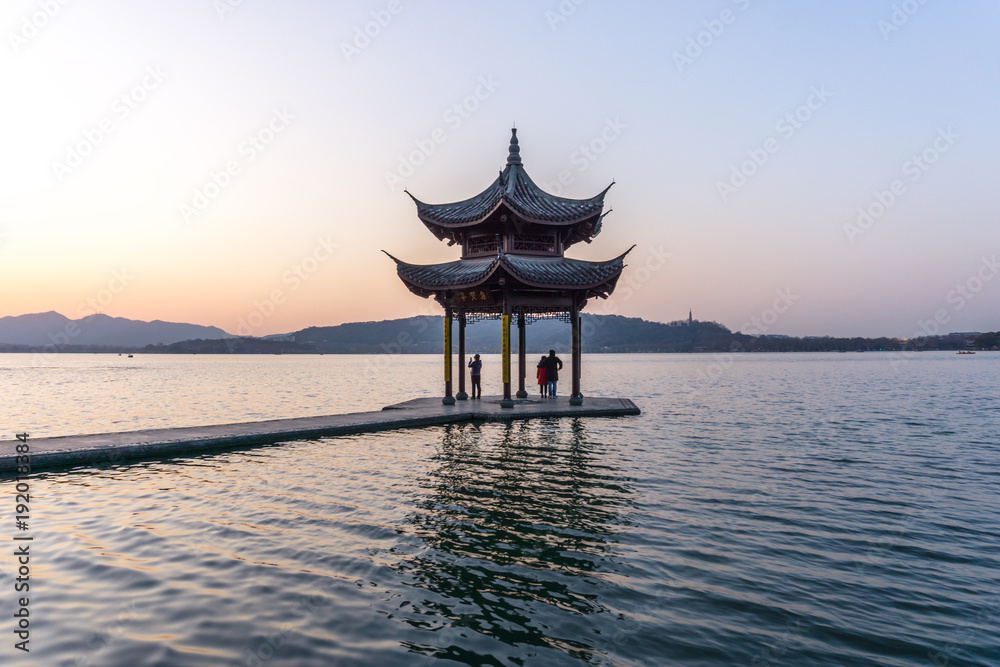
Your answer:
[570,300,583,405]
[500,287,514,408]
[443,307,455,405]
[516,312,528,398]
[456,313,468,400]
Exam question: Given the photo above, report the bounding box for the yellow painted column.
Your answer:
[502,314,511,388]
[500,285,514,408]
[443,308,454,404]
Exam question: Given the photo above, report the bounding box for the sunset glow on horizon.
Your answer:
[2,1,998,338]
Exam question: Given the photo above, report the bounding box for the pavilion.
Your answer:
[385,128,633,407]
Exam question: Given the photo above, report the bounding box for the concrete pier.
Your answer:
[0,396,640,473]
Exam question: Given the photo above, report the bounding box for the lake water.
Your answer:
[1,352,998,666]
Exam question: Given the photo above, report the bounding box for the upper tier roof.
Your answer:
[406,129,613,231]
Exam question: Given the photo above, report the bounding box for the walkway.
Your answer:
[0,396,640,473]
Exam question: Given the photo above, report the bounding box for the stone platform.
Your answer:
[0,396,640,473]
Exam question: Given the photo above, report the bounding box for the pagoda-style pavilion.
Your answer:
[385,129,633,408]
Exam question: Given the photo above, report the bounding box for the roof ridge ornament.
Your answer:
[506,128,522,166]
[403,189,423,206]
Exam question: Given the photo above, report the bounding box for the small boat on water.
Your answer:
[957,350,975,355]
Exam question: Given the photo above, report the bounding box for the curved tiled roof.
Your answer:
[384,247,634,293]
[409,183,504,227]
[383,253,498,289]
[407,129,613,229]
[502,252,629,288]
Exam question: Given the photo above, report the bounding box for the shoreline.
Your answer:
[1,349,994,355]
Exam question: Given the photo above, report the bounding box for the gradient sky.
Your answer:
[2,1,998,338]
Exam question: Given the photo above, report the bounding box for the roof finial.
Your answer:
[506,127,522,166]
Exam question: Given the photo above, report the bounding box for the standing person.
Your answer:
[536,356,548,398]
[468,354,482,399]
[544,349,563,398]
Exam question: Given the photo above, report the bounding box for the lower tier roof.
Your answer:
[384,248,634,297]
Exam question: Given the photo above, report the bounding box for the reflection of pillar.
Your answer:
[570,300,583,405]
[500,287,514,408]
[516,312,528,398]
[443,306,455,405]
[456,313,468,400]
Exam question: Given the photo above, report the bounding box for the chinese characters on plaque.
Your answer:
[453,289,495,306]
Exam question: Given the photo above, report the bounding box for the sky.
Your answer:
[1,0,998,338]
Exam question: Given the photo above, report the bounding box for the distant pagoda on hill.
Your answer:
[385,128,633,407]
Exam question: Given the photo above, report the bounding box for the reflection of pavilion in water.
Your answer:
[387,419,635,660]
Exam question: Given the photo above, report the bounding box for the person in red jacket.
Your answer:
[536,356,548,397]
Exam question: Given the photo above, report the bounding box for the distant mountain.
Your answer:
[0,312,233,348]
[143,338,313,354]
[286,314,736,354]
[283,315,941,354]
[2,312,984,354]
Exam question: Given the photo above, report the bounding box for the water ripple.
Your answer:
[1,353,999,665]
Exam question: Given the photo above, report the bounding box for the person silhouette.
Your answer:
[544,350,563,398]
[468,354,482,399]
[536,355,548,397]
